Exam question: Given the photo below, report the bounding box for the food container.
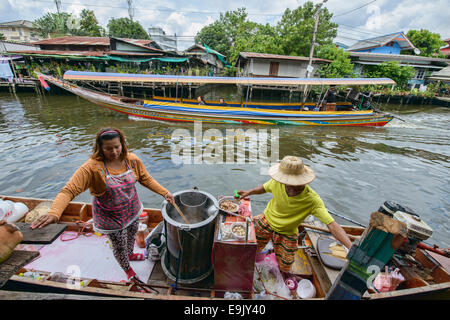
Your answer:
[297,279,316,299]
[230,222,247,241]
[218,197,239,213]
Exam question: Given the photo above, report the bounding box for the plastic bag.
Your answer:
[254,253,292,300]
[373,267,405,292]
[224,292,243,300]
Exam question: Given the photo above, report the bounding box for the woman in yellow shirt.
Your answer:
[31,127,174,289]
[238,156,352,280]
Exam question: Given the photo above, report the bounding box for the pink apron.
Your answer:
[92,160,143,234]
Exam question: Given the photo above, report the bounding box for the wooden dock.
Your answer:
[0,79,43,94]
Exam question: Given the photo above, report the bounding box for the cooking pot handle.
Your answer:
[178,225,199,241]
[192,186,199,191]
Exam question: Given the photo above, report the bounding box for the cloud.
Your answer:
[1,0,449,48]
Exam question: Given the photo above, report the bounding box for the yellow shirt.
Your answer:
[263,179,334,235]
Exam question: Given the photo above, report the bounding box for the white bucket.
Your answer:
[297,279,316,299]
[0,200,15,221]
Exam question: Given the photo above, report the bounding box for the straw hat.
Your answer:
[268,156,316,186]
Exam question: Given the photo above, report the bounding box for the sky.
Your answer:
[1,0,449,50]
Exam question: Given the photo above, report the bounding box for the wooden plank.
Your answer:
[15,222,67,244]
[304,220,341,285]
[0,290,141,300]
[0,250,40,287]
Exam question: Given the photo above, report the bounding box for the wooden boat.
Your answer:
[1,194,449,300]
[38,72,395,127]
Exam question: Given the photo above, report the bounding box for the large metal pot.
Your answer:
[161,188,219,284]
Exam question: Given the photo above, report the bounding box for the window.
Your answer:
[415,69,425,79]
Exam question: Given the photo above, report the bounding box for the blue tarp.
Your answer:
[0,63,14,79]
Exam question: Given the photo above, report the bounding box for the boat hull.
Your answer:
[39,73,393,127]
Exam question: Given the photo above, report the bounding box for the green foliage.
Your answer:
[195,8,259,62]
[364,61,415,88]
[316,44,354,78]
[195,2,337,64]
[107,18,149,39]
[33,12,71,38]
[406,29,446,57]
[79,9,104,37]
[276,1,337,57]
[0,32,5,41]
[33,11,105,38]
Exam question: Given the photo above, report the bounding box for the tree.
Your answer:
[316,44,354,78]
[365,61,415,88]
[229,23,282,63]
[276,1,337,57]
[406,29,446,57]
[33,12,71,38]
[195,8,259,61]
[107,18,149,39]
[79,9,104,37]
[0,32,5,41]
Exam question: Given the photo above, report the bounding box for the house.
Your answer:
[441,38,450,56]
[428,66,450,84]
[148,26,177,52]
[348,51,449,88]
[0,20,43,43]
[235,52,331,78]
[334,42,349,50]
[347,31,416,54]
[346,32,450,89]
[184,44,228,70]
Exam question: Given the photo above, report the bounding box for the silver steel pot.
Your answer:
[161,188,219,284]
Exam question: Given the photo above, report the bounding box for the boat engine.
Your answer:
[378,201,433,255]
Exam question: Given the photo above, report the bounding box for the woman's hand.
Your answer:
[164,192,175,205]
[31,214,58,229]
[237,190,250,200]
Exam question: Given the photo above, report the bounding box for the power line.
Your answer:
[333,0,377,18]
[30,0,285,17]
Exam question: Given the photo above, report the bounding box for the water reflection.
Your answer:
[0,92,449,248]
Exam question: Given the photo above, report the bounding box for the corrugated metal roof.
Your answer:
[32,36,152,47]
[5,50,107,57]
[349,52,450,64]
[5,49,164,59]
[238,52,331,63]
[347,32,415,52]
[0,20,34,28]
[0,41,39,52]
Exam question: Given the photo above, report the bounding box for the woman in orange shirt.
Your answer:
[31,127,174,289]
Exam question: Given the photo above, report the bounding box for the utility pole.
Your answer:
[127,0,135,21]
[302,0,327,105]
[54,0,61,14]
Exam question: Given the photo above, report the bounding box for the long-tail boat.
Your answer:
[1,195,448,300]
[37,72,395,127]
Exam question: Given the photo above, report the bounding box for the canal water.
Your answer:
[0,92,449,248]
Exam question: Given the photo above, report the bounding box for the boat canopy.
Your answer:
[63,71,396,86]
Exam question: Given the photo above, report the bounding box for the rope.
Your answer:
[59,221,94,242]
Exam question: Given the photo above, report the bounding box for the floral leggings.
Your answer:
[107,220,139,272]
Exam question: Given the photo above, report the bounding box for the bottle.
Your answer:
[136,223,149,248]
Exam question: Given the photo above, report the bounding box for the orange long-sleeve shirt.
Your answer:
[48,152,169,220]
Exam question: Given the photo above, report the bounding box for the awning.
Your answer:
[63,70,396,85]
[0,63,14,79]
[0,55,23,61]
[355,61,443,69]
